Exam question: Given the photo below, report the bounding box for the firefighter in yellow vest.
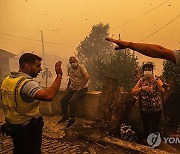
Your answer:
[0,53,62,154]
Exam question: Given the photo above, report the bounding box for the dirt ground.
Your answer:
[0,109,130,154]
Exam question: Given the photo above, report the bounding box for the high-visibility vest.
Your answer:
[0,76,41,124]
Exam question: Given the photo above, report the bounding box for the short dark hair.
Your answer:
[19,53,42,67]
[142,62,154,72]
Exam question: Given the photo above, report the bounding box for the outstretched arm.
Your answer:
[105,37,176,64]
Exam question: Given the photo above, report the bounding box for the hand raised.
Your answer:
[55,61,63,76]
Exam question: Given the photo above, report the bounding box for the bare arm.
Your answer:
[34,61,63,101]
[76,72,90,91]
[132,78,152,96]
[105,37,176,64]
[156,79,165,93]
[66,78,71,90]
[132,80,142,96]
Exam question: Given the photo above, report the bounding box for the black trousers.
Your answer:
[140,110,162,140]
[7,117,44,154]
[61,87,88,118]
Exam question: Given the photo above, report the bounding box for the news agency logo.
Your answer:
[147,132,161,148]
[147,132,180,148]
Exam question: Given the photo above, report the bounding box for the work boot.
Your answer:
[66,118,76,129]
[57,116,68,124]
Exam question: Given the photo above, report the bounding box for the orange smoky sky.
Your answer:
[0,0,180,75]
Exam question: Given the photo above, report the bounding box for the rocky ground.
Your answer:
[0,109,179,154]
[0,109,129,154]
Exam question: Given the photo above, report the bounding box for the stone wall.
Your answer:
[39,89,141,123]
[39,90,101,120]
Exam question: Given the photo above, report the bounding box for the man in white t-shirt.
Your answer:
[105,37,180,65]
[57,56,90,129]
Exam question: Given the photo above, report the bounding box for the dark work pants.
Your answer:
[140,110,162,140]
[61,87,88,118]
[9,117,44,154]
